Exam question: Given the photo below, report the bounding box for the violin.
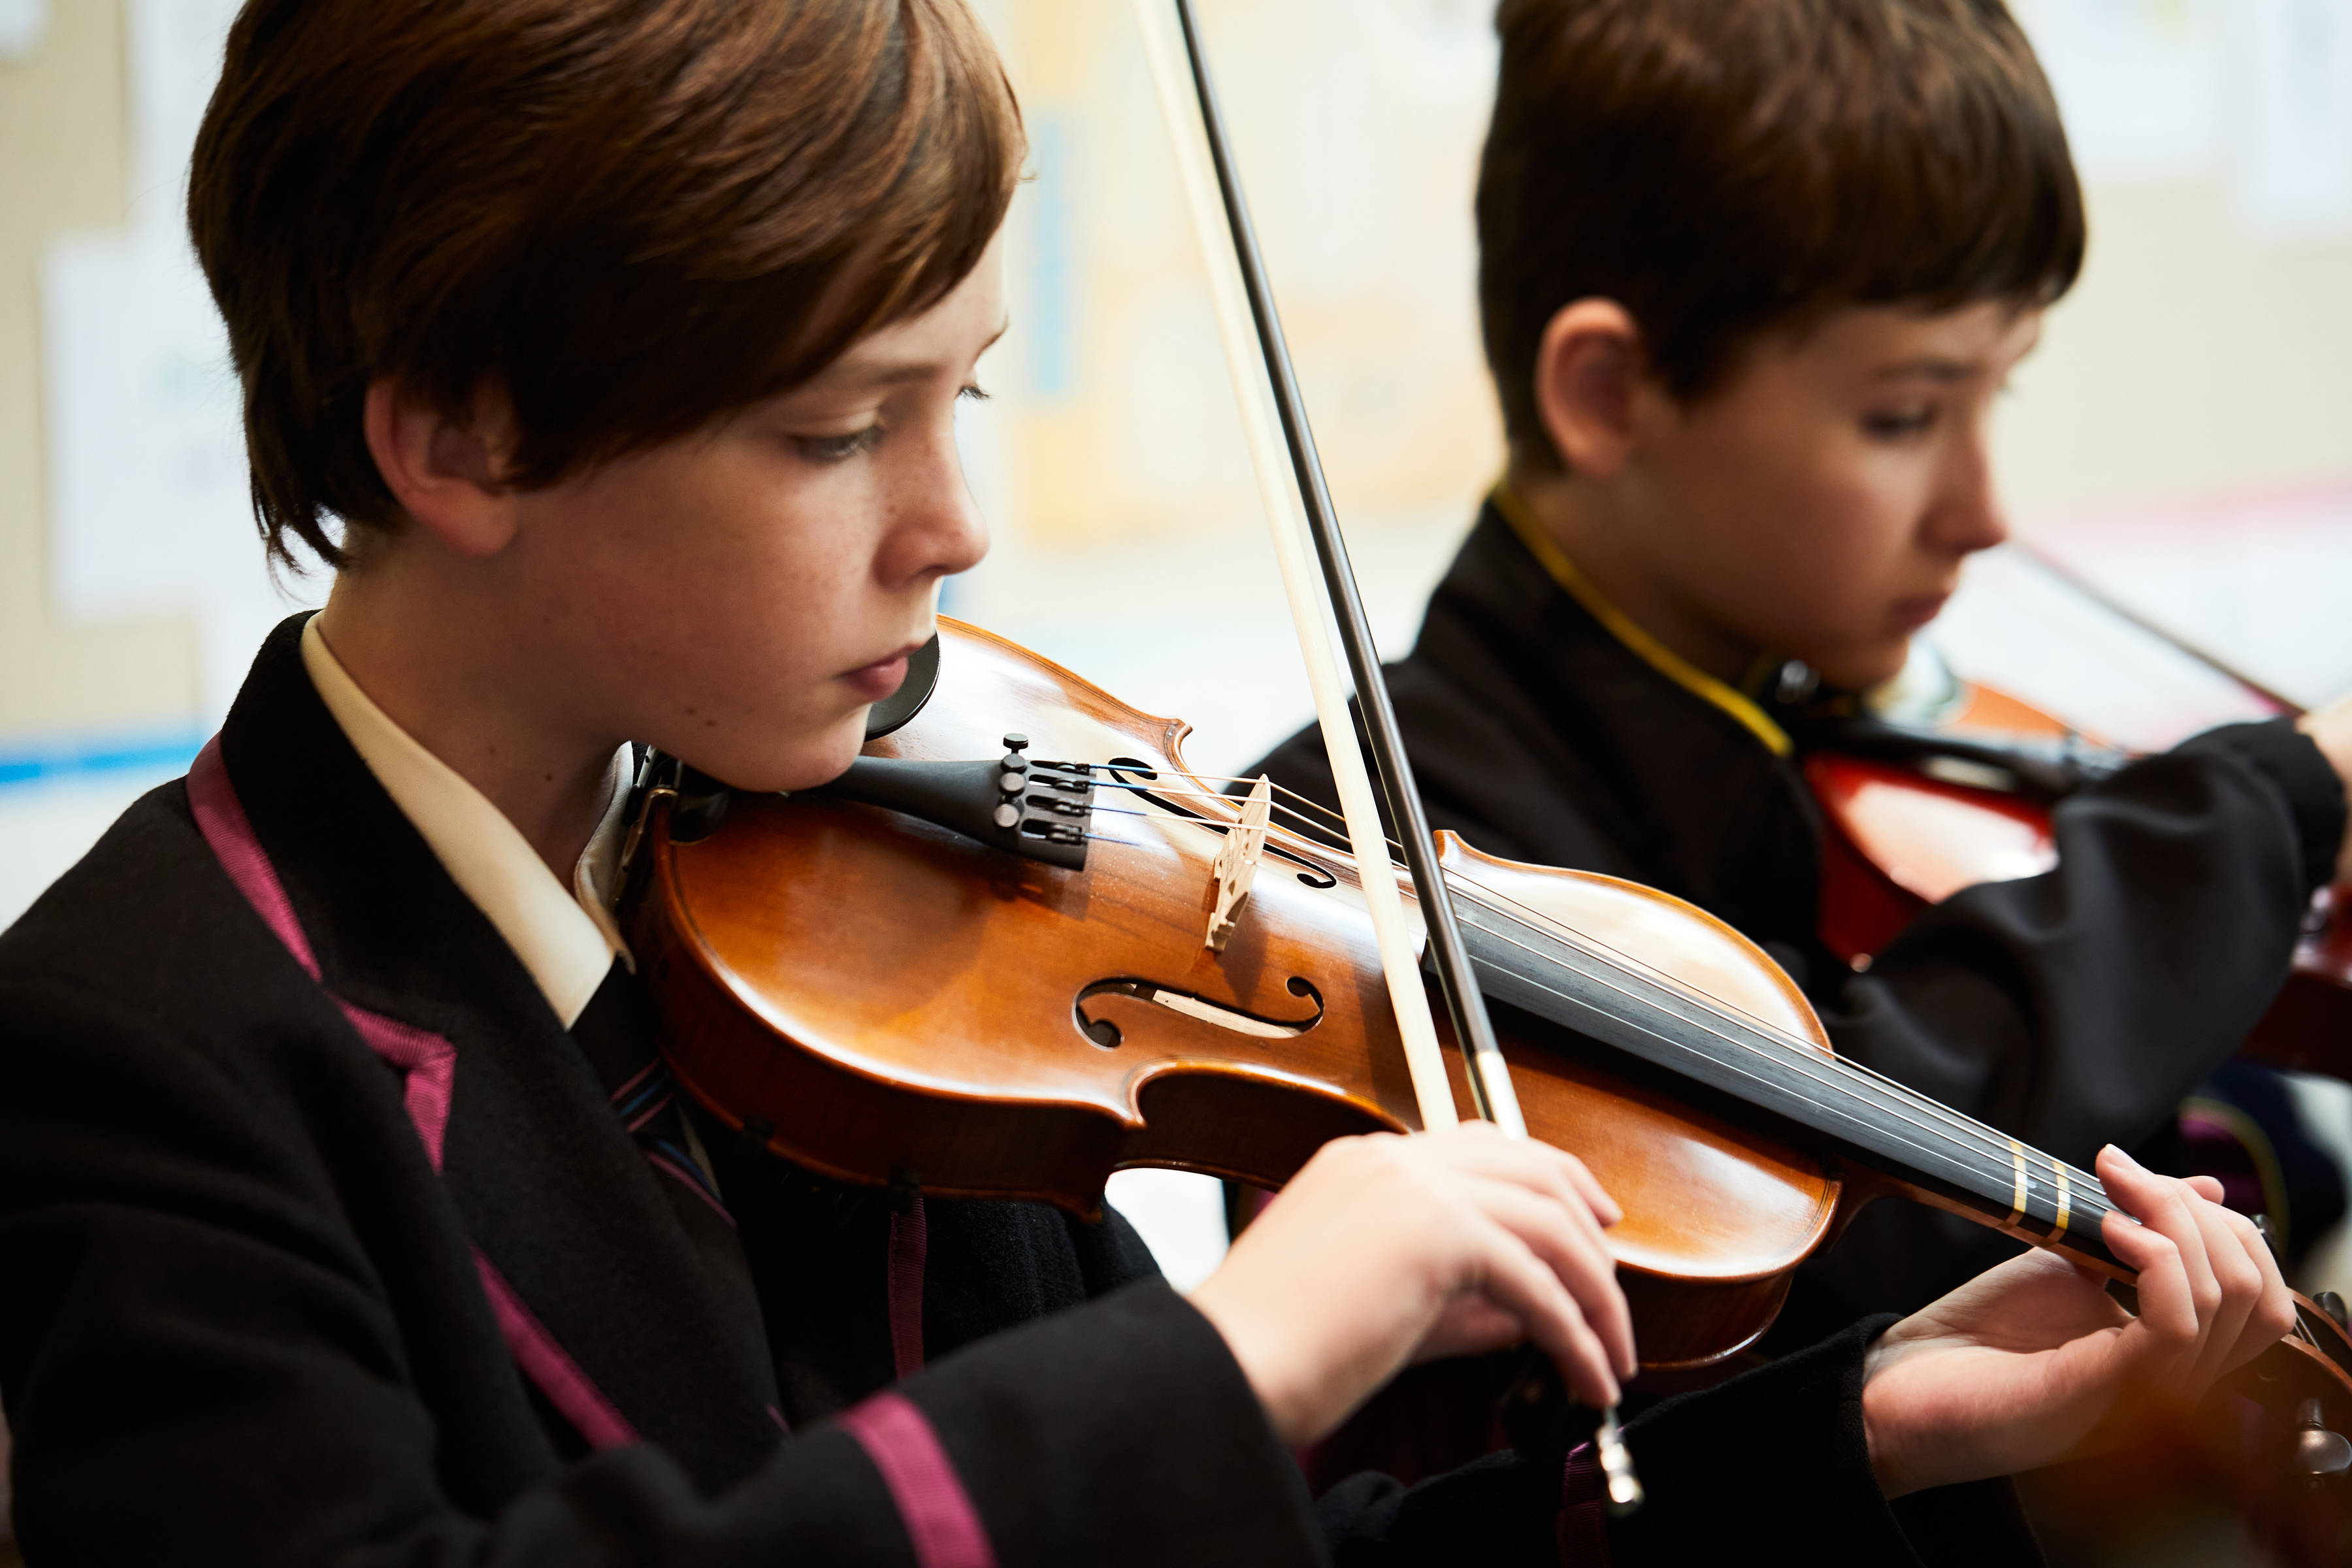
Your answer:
[617,615,2352,1552]
[1800,644,2352,1083]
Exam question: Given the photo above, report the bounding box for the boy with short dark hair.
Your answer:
[1254,0,2352,1335]
[0,1,2289,1562]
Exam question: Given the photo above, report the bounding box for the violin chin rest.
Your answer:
[864,632,942,741]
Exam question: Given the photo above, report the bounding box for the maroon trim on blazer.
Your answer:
[1557,1441,1611,1565]
[888,1197,928,1379]
[191,738,457,1168]
[332,996,457,1169]
[473,1250,640,1449]
[839,1391,997,1568]
[188,737,321,979]
[188,735,637,1450]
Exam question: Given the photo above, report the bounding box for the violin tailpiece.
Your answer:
[810,735,1096,871]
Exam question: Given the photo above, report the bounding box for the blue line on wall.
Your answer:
[1029,114,1075,400]
[0,724,208,790]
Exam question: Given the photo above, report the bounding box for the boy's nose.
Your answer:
[1938,491,2010,555]
[1925,438,2010,556]
[881,443,991,588]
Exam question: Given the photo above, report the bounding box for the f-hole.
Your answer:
[1101,757,1337,890]
[1075,975,1324,1049]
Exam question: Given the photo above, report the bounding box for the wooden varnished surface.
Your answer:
[1808,754,2058,907]
[1435,836,1839,1284]
[634,619,1841,1362]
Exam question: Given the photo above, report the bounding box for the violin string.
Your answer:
[1426,879,2113,1229]
[1439,907,2126,1241]
[1083,779,2110,1226]
[1096,776,2020,1162]
[1129,780,2059,1186]
[1418,859,2110,1218]
[1065,766,2112,1225]
[1290,813,2114,1220]
[1131,777,2030,1165]
[1399,912,2117,1235]
[1433,862,2115,1224]
[1074,765,1364,841]
[1126,787,1373,846]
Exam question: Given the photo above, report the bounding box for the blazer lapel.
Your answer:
[215,615,784,1488]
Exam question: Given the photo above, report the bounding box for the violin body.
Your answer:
[1808,681,2072,967]
[1806,680,2352,1080]
[630,619,1838,1368]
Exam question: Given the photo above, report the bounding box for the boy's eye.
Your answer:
[794,425,885,463]
[1862,406,1938,440]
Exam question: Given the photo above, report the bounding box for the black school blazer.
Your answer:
[1253,500,2347,1335]
[0,616,2034,1566]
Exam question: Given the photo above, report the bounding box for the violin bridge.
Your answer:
[1205,775,1272,952]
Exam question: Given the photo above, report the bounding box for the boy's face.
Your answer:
[500,244,1004,791]
[1624,300,2038,691]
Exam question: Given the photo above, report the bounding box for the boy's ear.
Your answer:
[1531,299,1643,479]
[361,377,523,558]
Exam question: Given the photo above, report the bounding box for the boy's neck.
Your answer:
[1504,457,1760,686]
[316,562,618,881]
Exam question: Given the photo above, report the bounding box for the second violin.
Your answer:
[1801,647,2352,1084]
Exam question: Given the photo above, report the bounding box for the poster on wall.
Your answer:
[2018,0,2352,235]
[42,0,318,723]
[2234,0,2352,237]
[2016,0,2225,183]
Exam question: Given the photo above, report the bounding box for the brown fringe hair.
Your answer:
[190,0,1024,568]
[1478,0,2084,466]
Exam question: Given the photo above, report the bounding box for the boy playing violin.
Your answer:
[0,0,2295,1562]
[1253,0,2352,1340]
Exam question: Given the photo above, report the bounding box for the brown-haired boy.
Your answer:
[1255,0,2352,1337]
[0,0,2289,1562]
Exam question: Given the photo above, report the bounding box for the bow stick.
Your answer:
[1126,0,1641,1509]
[2005,537,2306,717]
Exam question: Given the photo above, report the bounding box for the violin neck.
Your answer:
[1453,897,2123,1273]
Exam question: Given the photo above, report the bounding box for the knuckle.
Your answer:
[1305,1136,1362,1177]
[1348,1134,1411,1181]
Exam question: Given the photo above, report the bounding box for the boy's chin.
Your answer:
[672,713,871,794]
[1809,643,1913,696]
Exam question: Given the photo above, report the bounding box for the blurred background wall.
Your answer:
[0,0,2347,1330]
[7,0,2349,900]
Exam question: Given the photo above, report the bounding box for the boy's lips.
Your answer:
[841,640,926,702]
[1889,591,1951,630]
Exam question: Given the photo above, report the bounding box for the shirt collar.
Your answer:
[1488,479,1794,757]
[299,614,632,1029]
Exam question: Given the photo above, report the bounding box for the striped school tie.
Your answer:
[570,959,774,1351]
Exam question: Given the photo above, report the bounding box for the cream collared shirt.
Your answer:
[301,615,634,1030]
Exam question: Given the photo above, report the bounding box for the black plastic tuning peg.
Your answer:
[2296,1398,2352,1484]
